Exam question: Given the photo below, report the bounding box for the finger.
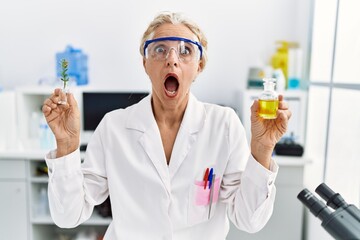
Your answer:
[57,89,68,105]
[48,88,66,105]
[277,109,292,121]
[277,95,289,110]
[43,98,58,110]
[54,88,62,95]
[51,88,62,100]
[50,94,61,105]
[250,99,259,113]
[42,98,56,116]
[250,100,260,121]
[279,100,289,110]
[42,103,52,116]
[286,109,292,120]
[67,93,78,107]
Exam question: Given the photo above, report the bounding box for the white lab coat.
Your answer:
[45,93,278,240]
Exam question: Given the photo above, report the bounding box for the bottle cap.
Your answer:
[263,78,276,84]
[263,78,276,87]
[262,78,277,92]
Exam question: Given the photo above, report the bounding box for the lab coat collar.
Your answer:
[125,93,205,135]
[125,93,206,189]
[125,94,154,132]
[179,93,206,134]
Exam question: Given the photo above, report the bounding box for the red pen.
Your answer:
[203,168,209,189]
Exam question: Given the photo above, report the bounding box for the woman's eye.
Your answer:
[180,46,191,55]
[154,46,166,54]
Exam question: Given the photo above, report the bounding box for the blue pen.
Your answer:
[208,168,214,189]
[208,173,216,219]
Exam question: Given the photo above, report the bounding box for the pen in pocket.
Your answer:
[208,173,216,219]
[208,168,214,189]
[203,168,209,189]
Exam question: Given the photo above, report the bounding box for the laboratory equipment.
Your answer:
[297,183,360,240]
[258,78,279,119]
[58,59,70,105]
[271,41,289,86]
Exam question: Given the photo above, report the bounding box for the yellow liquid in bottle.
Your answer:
[259,99,279,119]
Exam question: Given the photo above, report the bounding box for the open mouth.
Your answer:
[164,74,179,97]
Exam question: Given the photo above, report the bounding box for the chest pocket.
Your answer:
[187,177,220,225]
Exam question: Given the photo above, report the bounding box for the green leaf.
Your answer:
[60,59,70,86]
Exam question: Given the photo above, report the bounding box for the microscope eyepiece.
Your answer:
[315,183,347,210]
[298,183,360,240]
[297,188,332,222]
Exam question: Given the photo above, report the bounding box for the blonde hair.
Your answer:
[140,11,208,71]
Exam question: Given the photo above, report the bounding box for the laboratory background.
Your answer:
[0,0,359,239]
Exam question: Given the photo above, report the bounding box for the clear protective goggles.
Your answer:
[144,37,203,63]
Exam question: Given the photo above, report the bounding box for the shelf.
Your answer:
[273,156,311,166]
[0,150,48,159]
[31,212,112,226]
[31,215,54,225]
[85,213,112,226]
[30,176,48,183]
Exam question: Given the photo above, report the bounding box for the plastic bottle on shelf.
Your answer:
[288,46,302,89]
[29,111,41,148]
[38,187,49,216]
[273,68,286,94]
[39,117,56,150]
[75,229,97,240]
[258,78,279,119]
[271,41,289,88]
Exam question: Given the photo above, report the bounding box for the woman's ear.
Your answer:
[143,58,149,75]
[197,60,203,73]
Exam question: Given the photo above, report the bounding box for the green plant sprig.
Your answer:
[60,59,69,89]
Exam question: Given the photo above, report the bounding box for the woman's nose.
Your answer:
[166,48,179,67]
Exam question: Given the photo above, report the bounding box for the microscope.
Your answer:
[297,183,360,240]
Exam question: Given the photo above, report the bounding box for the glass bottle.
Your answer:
[57,58,70,105]
[37,186,49,216]
[57,84,69,105]
[258,78,279,119]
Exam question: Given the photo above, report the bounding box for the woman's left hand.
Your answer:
[250,95,292,168]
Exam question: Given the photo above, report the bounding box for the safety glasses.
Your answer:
[144,37,203,63]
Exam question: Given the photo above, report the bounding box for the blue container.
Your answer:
[288,77,300,89]
[56,45,88,85]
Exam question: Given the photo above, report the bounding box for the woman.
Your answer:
[42,11,291,240]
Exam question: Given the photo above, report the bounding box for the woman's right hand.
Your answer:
[42,88,80,157]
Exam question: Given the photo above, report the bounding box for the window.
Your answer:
[305,0,360,206]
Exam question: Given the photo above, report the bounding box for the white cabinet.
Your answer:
[0,159,28,240]
[0,153,112,240]
[28,157,111,240]
[227,157,308,240]
[0,91,18,150]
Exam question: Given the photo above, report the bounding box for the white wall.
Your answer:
[0,0,312,108]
